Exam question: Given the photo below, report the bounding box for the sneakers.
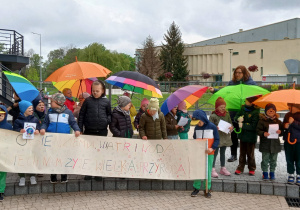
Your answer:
[262,172,269,180]
[249,171,255,176]
[220,167,231,176]
[235,170,242,175]
[269,172,275,181]
[227,155,237,162]
[211,168,218,178]
[61,175,68,183]
[296,175,300,186]
[19,177,25,186]
[50,175,58,183]
[191,188,199,197]
[287,174,295,184]
[0,193,3,202]
[203,190,212,198]
[30,176,37,185]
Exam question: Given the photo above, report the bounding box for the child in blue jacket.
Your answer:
[0,105,13,201]
[191,110,219,198]
[40,93,80,184]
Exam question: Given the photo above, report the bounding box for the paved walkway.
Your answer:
[0,191,294,210]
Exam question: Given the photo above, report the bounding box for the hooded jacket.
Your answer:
[0,105,12,130]
[209,111,232,147]
[13,114,40,132]
[109,106,133,138]
[256,113,283,153]
[192,110,219,150]
[283,111,300,143]
[134,108,145,130]
[165,112,178,136]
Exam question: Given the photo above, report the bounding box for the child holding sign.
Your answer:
[0,105,13,201]
[256,103,283,181]
[191,110,219,198]
[176,101,191,140]
[209,97,233,178]
[13,100,40,187]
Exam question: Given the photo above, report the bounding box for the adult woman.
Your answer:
[208,65,256,162]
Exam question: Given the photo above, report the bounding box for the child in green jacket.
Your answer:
[176,101,191,140]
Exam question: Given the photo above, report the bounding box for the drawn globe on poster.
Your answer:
[26,128,34,135]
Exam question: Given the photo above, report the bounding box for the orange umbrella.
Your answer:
[45,57,111,82]
[253,83,300,111]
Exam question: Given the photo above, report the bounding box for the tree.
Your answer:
[138,36,161,79]
[24,66,40,87]
[159,22,189,81]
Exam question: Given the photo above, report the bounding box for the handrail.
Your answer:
[0,29,24,56]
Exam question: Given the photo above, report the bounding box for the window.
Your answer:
[233,52,239,55]
[249,50,256,54]
[261,67,263,76]
[261,49,263,59]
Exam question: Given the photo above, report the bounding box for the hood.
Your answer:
[192,110,209,124]
[259,113,279,121]
[145,109,161,117]
[0,105,8,124]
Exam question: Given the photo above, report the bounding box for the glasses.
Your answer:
[235,71,243,74]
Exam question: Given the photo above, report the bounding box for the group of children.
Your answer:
[0,80,299,201]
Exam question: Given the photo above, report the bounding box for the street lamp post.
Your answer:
[228,49,233,81]
[32,32,42,91]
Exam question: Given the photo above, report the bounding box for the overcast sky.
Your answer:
[2,0,300,60]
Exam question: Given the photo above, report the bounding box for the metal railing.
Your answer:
[0,64,14,106]
[0,29,24,55]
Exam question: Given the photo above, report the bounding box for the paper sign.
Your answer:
[268,124,279,139]
[203,130,214,139]
[196,130,203,139]
[23,123,36,139]
[218,120,232,134]
[177,117,188,126]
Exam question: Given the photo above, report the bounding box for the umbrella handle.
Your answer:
[233,128,242,134]
[287,132,297,145]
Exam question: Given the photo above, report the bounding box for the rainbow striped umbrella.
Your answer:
[3,71,39,102]
[105,71,162,98]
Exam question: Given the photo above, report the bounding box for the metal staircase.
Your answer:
[0,63,13,106]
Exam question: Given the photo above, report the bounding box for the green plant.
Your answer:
[271,85,279,91]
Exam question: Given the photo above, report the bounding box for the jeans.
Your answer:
[213,146,227,167]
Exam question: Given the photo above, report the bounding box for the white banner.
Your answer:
[0,129,206,180]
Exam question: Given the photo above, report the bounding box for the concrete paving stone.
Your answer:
[151,180,162,190]
[29,182,41,194]
[273,183,286,196]
[223,180,235,193]
[54,182,67,193]
[286,184,299,197]
[104,178,116,190]
[235,180,247,194]
[4,183,15,196]
[79,180,91,192]
[162,180,174,190]
[186,181,194,190]
[41,181,54,194]
[140,180,151,190]
[116,179,127,190]
[211,179,223,192]
[14,183,28,195]
[67,180,79,192]
[92,179,104,191]
[174,181,186,191]
[260,182,273,195]
[248,181,261,194]
[127,179,139,190]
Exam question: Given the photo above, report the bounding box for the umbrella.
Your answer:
[3,71,39,102]
[207,84,270,110]
[253,84,300,111]
[45,57,111,82]
[53,78,97,98]
[105,71,162,98]
[161,85,208,115]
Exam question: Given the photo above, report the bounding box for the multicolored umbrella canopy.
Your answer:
[3,71,39,102]
[45,57,111,82]
[105,71,162,98]
[253,84,300,111]
[161,85,208,115]
[208,84,270,110]
[53,78,97,98]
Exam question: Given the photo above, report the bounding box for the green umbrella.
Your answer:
[207,84,270,110]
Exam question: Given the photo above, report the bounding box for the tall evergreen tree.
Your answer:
[160,22,189,81]
[138,36,161,79]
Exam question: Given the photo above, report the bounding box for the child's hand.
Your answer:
[217,126,219,130]
[34,130,39,135]
[142,136,147,140]
[206,148,214,154]
[40,129,46,135]
[276,130,281,134]
[75,131,80,137]
[20,129,25,133]
[289,117,294,124]
[175,125,180,129]
[208,87,214,93]
[229,126,234,131]
[264,132,270,137]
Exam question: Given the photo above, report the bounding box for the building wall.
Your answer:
[184,38,300,81]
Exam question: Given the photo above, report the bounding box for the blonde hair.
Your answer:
[62,88,71,95]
